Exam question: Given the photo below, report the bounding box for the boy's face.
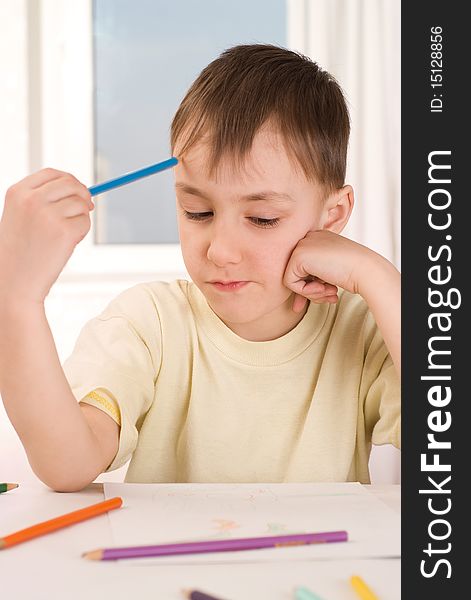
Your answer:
[174,125,329,340]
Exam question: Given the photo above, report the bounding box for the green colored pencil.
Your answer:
[0,483,19,494]
[294,586,324,600]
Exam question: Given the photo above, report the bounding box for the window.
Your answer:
[93,0,286,244]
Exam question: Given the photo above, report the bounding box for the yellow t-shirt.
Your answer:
[62,279,400,484]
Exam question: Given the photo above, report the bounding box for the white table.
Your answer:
[0,482,400,600]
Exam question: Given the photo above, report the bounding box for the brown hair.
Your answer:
[170,43,350,191]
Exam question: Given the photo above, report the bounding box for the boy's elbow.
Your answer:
[32,466,101,493]
[46,479,96,493]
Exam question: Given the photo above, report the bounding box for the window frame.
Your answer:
[37,0,186,280]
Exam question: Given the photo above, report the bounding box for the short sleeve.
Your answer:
[80,388,121,426]
[62,285,161,472]
[360,314,401,450]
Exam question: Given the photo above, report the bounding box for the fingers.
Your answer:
[49,196,94,218]
[40,176,91,205]
[71,213,93,243]
[292,291,338,313]
[5,170,93,219]
[292,294,308,313]
[15,168,70,191]
[291,278,339,313]
[301,278,338,298]
[10,169,91,207]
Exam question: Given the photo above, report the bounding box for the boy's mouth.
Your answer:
[208,281,250,292]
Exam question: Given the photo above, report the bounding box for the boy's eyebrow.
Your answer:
[175,182,295,203]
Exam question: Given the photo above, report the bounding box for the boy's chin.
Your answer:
[208,300,262,325]
[206,294,291,327]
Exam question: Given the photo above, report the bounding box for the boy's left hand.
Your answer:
[283,229,372,313]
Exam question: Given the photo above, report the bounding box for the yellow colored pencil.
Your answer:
[349,575,379,600]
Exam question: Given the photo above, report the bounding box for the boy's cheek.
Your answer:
[279,234,308,265]
[255,244,291,274]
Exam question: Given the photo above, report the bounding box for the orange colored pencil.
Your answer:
[0,496,122,549]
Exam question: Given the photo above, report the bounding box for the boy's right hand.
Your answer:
[0,168,94,304]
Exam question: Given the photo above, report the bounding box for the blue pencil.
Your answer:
[88,157,178,196]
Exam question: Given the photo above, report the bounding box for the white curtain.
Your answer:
[288,0,401,269]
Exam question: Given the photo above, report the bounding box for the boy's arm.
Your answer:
[357,253,401,379]
[0,300,119,492]
[0,168,118,492]
[284,230,401,379]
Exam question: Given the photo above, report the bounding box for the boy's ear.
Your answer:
[320,185,354,234]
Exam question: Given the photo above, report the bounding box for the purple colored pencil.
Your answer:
[83,530,348,561]
[185,590,226,600]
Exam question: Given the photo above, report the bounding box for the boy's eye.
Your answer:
[183,211,280,228]
[183,211,212,221]
[249,217,280,228]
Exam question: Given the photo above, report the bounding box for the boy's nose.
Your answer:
[206,224,243,267]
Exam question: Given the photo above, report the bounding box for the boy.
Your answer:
[0,44,400,492]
